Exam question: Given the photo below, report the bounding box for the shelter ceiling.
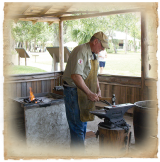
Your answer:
[4,2,157,24]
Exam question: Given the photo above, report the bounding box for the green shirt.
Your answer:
[62,43,94,87]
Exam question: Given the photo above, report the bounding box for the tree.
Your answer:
[65,14,140,54]
[130,15,141,52]
[11,21,32,50]
[65,16,110,45]
[115,13,140,54]
[48,23,59,46]
[11,21,57,52]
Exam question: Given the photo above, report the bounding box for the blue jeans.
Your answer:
[63,86,87,150]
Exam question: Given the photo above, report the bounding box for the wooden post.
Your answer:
[51,53,58,71]
[59,20,64,71]
[141,11,148,100]
[18,55,20,65]
[25,52,27,66]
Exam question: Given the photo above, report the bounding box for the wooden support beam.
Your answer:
[31,20,37,25]
[61,8,144,21]
[51,53,58,71]
[25,52,27,66]
[48,21,54,26]
[141,11,149,100]
[59,20,64,71]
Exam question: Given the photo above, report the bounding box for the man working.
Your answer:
[62,31,110,153]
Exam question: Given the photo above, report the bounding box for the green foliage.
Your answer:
[65,16,111,45]
[11,12,141,52]
[11,21,58,48]
[107,42,114,53]
[65,13,140,48]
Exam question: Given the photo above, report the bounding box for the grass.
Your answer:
[7,65,47,75]
[8,52,141,77]
[107,53,141,76]
[100,52,141,77]
[13,65,47,74]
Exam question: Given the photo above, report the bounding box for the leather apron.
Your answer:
[77,59,98,122]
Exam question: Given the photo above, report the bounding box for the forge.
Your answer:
[9,92,70,149]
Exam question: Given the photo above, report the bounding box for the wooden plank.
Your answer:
[98,75,141,86]
[6,71,63,81]
[31,81,37,94]
[99,82,141,88]
[9,83,16,98]
[131,87,135,104]
[120,86,126,104]
[61,8,143,21]
[100,83,105,97]
[37,81,42,93]
[47,80,51,93]
[114,85,120,105]
[26,82,32,96]
[16,82,21,97]
[21,82,27,97]
[135,87,141,102]
[108,85,112,99]
[42,80,47,93]
[51,79,55,92]
[141,11,149,101]
[59,20,64,71]
[104,84,109,97]
[6,77,62,83]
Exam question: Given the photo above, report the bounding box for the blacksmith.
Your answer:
[62,31,110,153]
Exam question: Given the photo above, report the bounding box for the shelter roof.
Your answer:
[4,2,157,24]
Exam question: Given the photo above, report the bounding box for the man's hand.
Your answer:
[97,88,101,98]
[86,91,99,102]
[71,74,99,102]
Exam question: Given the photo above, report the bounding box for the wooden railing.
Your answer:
[4,72,156,114]
[4,71,63,98]
[98,74,142,104]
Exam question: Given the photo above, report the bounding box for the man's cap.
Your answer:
[93,31,110,49]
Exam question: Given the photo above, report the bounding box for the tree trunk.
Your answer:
[34,37,36,52]
[42,42,45,52]
[26,41,29,51]
[110,36,117,54]
[125,29,128,54]
[113,43,117,54]
[134,37,136,52]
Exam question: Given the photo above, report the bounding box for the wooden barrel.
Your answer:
[133,100,157,146]
[98,125,131,156]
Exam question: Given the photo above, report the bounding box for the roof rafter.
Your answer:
[60,8,144,21]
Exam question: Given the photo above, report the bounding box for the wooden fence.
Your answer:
[4,72,156,114]
[98,74,142,104]
[4,71,63,98]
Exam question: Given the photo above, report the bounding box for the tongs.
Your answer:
[99,97,112,106]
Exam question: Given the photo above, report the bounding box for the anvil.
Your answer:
[90,103,135,129]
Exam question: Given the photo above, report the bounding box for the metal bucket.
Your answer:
[133,100,157,145]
